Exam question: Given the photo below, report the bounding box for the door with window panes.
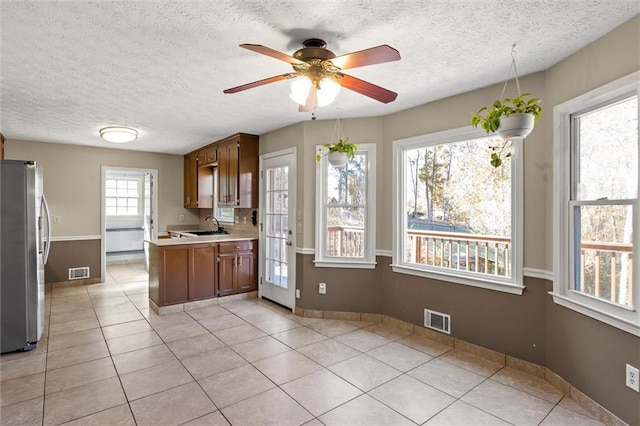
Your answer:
[260,151,296,309]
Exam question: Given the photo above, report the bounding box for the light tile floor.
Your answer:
[0,262,606,426]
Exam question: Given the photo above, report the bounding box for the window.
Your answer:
[392,127,523,294]
[553,71,639,336]
[315,143,376,268]
[105,178,141,216]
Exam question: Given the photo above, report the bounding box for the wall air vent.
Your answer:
[424,309,451,334]
[68,267,90,280]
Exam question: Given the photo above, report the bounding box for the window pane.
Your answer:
[403,137,512,278]
[327,154,366,205]
[574,204,634,308]
[325,207,365,257]
[576,96,638,200]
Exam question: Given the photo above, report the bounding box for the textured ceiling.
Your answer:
[1,1,638,155]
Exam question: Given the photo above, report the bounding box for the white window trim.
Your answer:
[391,126,524,295]
[314,143,377,269]
[552,71,639,337]
[105,176,143,219]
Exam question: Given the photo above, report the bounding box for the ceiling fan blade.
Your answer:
[298,86,318,112]
[338,73,398,103]
[240,44,304,65]
[223,74,291,94]
[331,45,401,70]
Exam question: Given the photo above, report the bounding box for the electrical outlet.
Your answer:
[53,216,61,224]
[295,289,300,299]
[319,282,326,294]
[626,364,639,392]
[179,214,184,222]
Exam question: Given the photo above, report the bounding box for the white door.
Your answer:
[259,149,296,310]
[143,172,154,272]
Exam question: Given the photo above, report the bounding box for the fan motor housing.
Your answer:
[293,39,336,62]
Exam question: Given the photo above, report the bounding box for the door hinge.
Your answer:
[260,277,263,285]
[260,223,263,232]
[260,170,264,179]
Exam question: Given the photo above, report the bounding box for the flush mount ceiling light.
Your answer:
[99,126,138,143]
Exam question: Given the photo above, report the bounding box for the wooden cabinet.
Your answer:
[183,150,213,209]
[217,133,259,208]
[149,243,216,306]
[216,240,257,296]
[149,239,257,308]
[199,145,217,166]
[184,152,198,208]
[184,133,258,209]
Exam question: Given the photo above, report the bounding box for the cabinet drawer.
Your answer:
[217,241,254,254]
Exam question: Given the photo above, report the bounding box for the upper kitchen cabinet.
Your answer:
[199,144,217,166]
[183,152,198,208]
[217,133,258,208]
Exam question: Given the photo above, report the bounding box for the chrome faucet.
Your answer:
[205,215,223,233]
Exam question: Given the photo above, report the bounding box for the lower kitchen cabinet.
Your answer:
[149,239,257,308]
[149,243,215,306]
[217,240,257,297]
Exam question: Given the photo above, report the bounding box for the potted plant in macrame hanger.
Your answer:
[470,44,543,167]
[316,118,358,167]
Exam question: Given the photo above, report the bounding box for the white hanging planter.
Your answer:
[328,151,348,167]
[497,113,535,140]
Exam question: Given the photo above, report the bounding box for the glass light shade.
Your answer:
[99,126,138,143]
[289,77,312,105]
[289,76,341,107]
[317,77,341,107]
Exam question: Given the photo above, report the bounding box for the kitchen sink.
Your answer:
[183,230,229,236]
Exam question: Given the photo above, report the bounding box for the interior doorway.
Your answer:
[259,148,296,310]
[101,166,158,280]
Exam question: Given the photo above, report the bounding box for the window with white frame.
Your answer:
[315,143,376,268]
[553,71,638,336]
[393,127,523,294]
[105,178,141,216]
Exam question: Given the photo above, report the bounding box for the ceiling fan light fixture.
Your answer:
[99,126,138,143]
[317,77,341,107]
[289,76,312,105]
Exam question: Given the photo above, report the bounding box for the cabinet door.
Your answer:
[236,250,256,293]
[199,145,217,165]
[190,245,216,300]
[217,253,236,297]
[184,152,198,208]
[161,247,190,305]
[227,142,239,206]
[217,143,229,205]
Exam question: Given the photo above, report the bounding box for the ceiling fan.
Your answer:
[223,38,401,112]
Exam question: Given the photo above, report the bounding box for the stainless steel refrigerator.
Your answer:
[0,160,51,353]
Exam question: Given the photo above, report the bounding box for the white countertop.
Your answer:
[147,232,258,247]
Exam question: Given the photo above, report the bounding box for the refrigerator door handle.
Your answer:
[42,194,52,264]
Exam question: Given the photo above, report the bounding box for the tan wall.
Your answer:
[5,139,199,237]
[259,15,640,425]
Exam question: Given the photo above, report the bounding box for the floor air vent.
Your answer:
[68,267,90,280]
[424,309,451,334]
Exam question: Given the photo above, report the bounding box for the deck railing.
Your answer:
[326,225,365,257]
[326,227,633,306]
[406,229,511,277]
[580,241,633,307]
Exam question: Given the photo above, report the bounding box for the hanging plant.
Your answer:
[316,137,358,166]
[469,45,543,167]
[315,118,358,167]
